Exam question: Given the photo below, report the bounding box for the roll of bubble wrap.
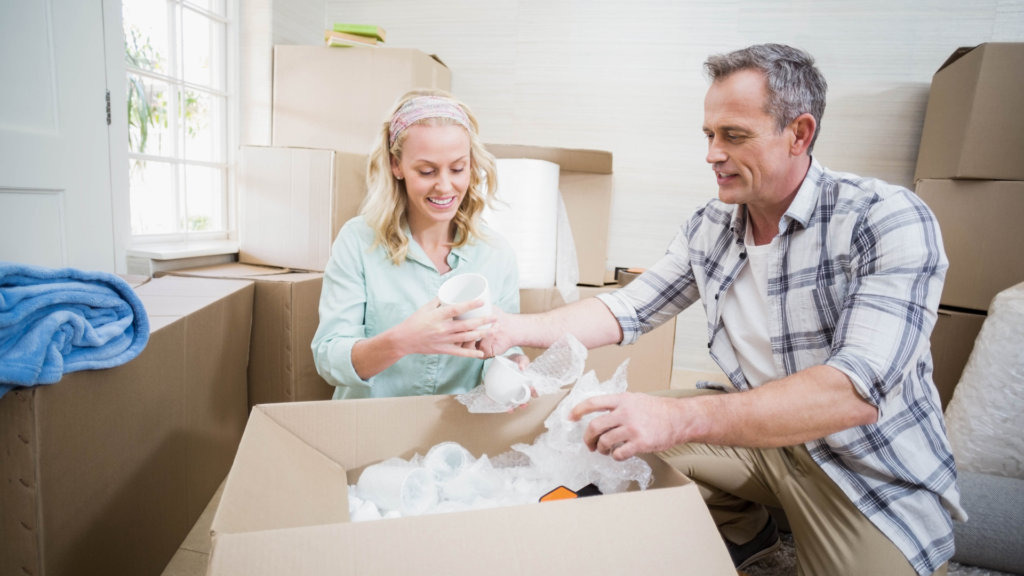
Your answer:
[484,159,579,302]
[945,282,1024,480]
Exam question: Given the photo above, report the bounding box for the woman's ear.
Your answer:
[390,154,404,181]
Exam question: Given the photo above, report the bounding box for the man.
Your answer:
[478,44,964,575]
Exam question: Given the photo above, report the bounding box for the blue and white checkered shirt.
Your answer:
[597,158,966,575]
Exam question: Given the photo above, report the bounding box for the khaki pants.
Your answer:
[652,389,946,576]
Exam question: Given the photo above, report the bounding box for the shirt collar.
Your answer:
[402,224,472,270]
[730,155,823,239]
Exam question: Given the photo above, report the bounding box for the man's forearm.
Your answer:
[681,365,879,448]
[510,297,624,349]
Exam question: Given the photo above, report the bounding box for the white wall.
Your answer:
[240,0,325,146]
[325,0,1024,372]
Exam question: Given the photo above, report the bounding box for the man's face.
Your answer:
[703,69,793,205]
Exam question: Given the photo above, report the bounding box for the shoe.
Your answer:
[726,516,781,570]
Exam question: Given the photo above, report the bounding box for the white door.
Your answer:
[0,0,116,272]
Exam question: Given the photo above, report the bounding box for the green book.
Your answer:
[332,23,386,43]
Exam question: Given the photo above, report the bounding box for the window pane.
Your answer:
[183,165,225,232]
[181,92,224,163]
[182,9,225,89]
[130,160,177,235]
[127,74,173,156]
[184,0,225,17]
[123,0,169,74]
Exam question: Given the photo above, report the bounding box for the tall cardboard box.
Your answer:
[239,146,367,272]
[273,46,451,154]
[0,276,253,576]
[916,179,1024,310]
[159,263,335,408]
[489,145,613,287]
[520,286,676,393]
[930,307,986,410]
[915,43,1024,181]
[207,393,735,575]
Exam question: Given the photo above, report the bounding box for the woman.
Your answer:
[312,89,529,399]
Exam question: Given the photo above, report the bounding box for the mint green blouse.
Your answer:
[312,217,523,400]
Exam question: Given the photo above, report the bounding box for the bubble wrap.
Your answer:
[351,360,652,521]
[456,333,588,413]
[555,192,580,304]
[945,283,1024,480]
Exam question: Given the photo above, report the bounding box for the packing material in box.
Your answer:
[916,179,1024,311]
[0,276,253,576]
[915,43,1024,181]
[273,46,451,154]
[930,307,986,410]
[239,146,367,272]
[158,263,334,408]
[520,286,675,393]
[207,393,735,575]
[488,145,613,287]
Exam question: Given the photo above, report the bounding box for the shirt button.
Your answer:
[707,342,712,349]
[714,293,719,300]
[740,252,747,259]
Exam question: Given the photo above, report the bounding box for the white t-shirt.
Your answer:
[720,217,778,388]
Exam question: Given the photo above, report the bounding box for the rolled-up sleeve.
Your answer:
[825,191,948,408]
[311,224,373,391]
[596,218,701,346]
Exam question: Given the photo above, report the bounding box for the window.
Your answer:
[122,0,232,240]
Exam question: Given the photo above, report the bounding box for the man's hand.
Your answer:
[570,393,703,461]
[474,306,518,358]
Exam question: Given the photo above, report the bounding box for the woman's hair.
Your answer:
[361,88,498,265]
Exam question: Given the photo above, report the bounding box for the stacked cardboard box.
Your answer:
[206,392,735,574]
[914,43,1024,409]
[158,264,335,408]
[0,276,253,576]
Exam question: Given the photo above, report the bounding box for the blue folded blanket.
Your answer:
[0,262,150,398]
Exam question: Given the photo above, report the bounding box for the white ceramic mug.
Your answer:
[356,463,438,516]
[438,273,492,331]
[484,356,532,406]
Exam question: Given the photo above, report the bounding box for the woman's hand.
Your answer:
[388,297,496,359]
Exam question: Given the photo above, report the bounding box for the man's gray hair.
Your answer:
[704,44,827,152]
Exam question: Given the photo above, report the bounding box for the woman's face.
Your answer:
[391,123,472,230]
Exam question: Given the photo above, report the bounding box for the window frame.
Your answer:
[122,0,238,245]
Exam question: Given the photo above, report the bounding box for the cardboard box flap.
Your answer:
[487,144,612,174]
[211,407,349,536]
[135,276,254,319]
[163,263,293,279]
[260,393,566,478]
[937,45,978,72]
[209,480,732,575]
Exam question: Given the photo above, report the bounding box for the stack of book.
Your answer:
[324,24,387,48]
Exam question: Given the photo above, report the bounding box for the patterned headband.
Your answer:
[389,96,472,147]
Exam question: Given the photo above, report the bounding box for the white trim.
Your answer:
[125,238,238,260]
[103,0,132,273]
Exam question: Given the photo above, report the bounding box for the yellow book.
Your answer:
[324,29,377,46]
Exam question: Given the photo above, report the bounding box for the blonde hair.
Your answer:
[361,89,498,265]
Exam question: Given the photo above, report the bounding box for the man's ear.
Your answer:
[390,154,403,180]
[789,113,817,157]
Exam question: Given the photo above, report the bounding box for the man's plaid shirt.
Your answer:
[597,158,966,575]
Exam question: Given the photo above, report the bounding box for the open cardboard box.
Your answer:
[208,392,734,575]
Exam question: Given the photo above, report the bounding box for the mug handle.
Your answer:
[512,382,532,406]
